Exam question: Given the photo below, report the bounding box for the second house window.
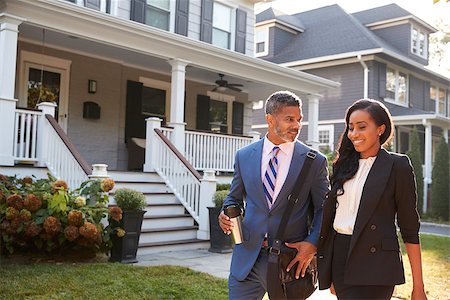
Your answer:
[212,2,232,49]
[145,0,170,30]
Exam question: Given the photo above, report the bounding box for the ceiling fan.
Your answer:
[212,74,243,92]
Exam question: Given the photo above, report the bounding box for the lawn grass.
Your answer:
[393,234,450,300]
[0,262,228,300]
[0,234,447,300]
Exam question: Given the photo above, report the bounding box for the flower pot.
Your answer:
[109,210,146,263]
[208,207,232,253]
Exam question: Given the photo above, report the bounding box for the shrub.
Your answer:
[212,190,229,208]
[216,183,231,191]
[113,188,146,211]
[406,127,424,214]
[0,174,116,255]
[430,136,449,221]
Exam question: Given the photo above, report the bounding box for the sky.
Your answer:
[255,0,450,71]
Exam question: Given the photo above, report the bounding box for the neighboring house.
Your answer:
[0,0,338,253]
[253,4,450,212]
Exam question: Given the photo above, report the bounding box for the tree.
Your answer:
[429,18,450,70]
[406,127,424,214]
[430,136,450,221]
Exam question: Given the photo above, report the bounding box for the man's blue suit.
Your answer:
[223,138,329,283]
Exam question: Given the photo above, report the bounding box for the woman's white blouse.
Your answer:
[333,156,376,235]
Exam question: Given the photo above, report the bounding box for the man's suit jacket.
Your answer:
[317,149,421,288]
[224,139,329,281]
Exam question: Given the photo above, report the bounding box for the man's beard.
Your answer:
[274,127,299,143]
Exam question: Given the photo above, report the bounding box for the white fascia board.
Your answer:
[280,49,383,67]
[8,0,338,94]
[366,16,437,33]
[256,19,304,33]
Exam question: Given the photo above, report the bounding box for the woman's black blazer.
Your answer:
[317,149,420,289]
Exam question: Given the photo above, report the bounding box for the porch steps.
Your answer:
[108,170,209,255]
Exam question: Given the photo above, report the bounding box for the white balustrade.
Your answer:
[185,130,253,172]
[13,109,40,162]
[153,132,201,223]
[160,126,174,141]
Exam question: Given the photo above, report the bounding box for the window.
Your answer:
[145,0,170,30]
[255,27,269,56]
[212,2,232,49]
[142,86,166,123]
[318,125,334,153]
[430,85,446,115]
[385,67,408,106]
[252,100,264,110]
[411,26,427,59]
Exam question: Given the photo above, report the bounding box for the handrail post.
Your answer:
[36,102,57,167]
[197,169,217,240]
[143,117,162,172]
[248,131,261,143]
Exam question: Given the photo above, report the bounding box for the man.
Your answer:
[219,91,329,299]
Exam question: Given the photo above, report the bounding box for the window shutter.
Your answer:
[235,9,247,54]
[175,0,189,36]
[378,63,386,99]
[130,0,146,23]
[125,80,144,142]
[196,95,210,131]
[200,0,213,43]
[232,101,244,135]
[84,0,101,10]
[423,81,431,111]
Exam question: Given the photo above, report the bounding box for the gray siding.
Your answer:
[409,75,427,111]
[372,24,427,65]
[273,27,296,56]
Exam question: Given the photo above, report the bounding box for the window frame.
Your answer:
[212,1,235,50]
[206,91,236,134]
[410,25,428,59]
[144,0,175,32]
[318,124,334,152]
[430,85,447,116]
[385,66,409,107]
[255,26,269,57]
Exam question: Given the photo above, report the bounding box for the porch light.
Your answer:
[88,80,97,93]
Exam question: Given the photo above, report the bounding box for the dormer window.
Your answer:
[411,25,427,59]
[255,27,269,57]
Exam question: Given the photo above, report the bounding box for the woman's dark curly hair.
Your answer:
[330,99,394,198]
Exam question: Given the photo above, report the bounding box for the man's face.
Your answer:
[266,105,302,144]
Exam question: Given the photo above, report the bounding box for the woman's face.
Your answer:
[347,109,386,158]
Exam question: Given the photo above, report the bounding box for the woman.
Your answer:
[317,99,427,299]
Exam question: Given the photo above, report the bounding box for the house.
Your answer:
[0,0,338,253]
[253,3,450,212]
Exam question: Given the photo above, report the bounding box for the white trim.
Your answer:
[367,19,409,30]
[410,24,428,59]
[365,16,437,32]
[255,26,269,57]
[18,50,71,132]
[255,19,304,33]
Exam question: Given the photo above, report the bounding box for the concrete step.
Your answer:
[109,171,164,183]
[142,214,195,228]
[137,239,210,255]
[144,204,186,217]
[112,182,171,193]
[144,193,179,205]
[139,226,198,244]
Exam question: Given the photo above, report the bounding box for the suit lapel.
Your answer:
[270,142,306,212]
[348,149,393,256]
[250,139,267,209]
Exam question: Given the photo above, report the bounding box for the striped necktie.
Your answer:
[263,146,280,207]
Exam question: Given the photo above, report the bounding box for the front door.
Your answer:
[19,51,71,132]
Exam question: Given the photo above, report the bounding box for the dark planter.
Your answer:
[110,210,146,263]
[208,207,232,253]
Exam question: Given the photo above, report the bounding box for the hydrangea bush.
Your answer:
[0,174,123,255]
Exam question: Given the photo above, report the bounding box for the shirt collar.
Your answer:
[263,135,295,157]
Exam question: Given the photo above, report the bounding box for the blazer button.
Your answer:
[318,255,324,259]
[370,224,377,230]
[320,235,324,239]
[370,246,376,253]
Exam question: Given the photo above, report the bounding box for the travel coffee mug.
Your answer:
[224,205,243,244]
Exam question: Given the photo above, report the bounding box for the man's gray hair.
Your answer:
[265,91,302,115]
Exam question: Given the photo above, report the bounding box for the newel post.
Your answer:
[36,102,57,167]
[143,117,162,172]
[197,170,217,240]
[248,131,261,143]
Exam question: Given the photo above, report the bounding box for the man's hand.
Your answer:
[284,241,317,279]
[218,210,233,235]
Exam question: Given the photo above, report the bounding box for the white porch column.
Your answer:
[0,14,25,166]
[423,121,432,213]
[167,58,190,154]
[307,94,320,150]
[36,102,57,167]
[444,128,449,143]
[143,117,162,172]
[198,170,217,240]
[248,131,261,143]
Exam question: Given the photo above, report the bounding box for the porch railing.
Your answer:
[185,130,254,172]
[13,108,40,162]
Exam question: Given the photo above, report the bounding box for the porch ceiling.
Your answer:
[6,0,339,101]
